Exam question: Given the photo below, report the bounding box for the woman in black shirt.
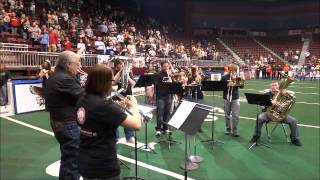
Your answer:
[76,64,141,180]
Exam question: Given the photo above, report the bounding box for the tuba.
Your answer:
[121,60,129,90]
[78,68,88,87]
[267,74,296,122]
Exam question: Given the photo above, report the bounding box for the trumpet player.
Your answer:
[76,64,141,180]
[221,64,244,137]
[154,61,173,137]
[44,51,84,180]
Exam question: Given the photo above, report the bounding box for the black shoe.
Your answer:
[291,139,302,146]
[232,133,240,137]
[249,136,260,143]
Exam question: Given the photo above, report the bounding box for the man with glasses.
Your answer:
[44,51,84,180]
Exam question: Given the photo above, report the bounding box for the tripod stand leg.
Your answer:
[201,109,224,147]
[248,141,272,150]
[123,132,145,180]
[119,159,130,169]
[137,122,157,153]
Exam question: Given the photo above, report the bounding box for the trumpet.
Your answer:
[78,68,88,87]
[106,89,152,122]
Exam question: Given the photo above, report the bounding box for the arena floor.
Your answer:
[1,79,319,180]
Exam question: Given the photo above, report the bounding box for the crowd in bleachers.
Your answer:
[0,0,319,75]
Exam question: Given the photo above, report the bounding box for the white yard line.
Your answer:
[213,113,320,129]
[0,116,194,180]
[203,93,320,105]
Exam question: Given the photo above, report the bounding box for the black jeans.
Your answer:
[51,121,80,180]
[155,96,172,131]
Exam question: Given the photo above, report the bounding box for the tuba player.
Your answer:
[249,81,302,146]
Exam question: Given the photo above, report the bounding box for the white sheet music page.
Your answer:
[168,101,197,129]
[138,104,156,114]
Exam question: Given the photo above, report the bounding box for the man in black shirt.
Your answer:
[44,51,84,180]
[221,64,244,137]
[76,64,141,179]
[154,61,173,136]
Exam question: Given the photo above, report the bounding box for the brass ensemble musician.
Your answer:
[249,81,302,146]
[221,64,244,137]
[187,65,203,100]
[112,59,136,143]
[76,64,141,179]
[154,61,173,137]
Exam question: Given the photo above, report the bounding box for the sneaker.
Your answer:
[126,137,135,144]
[291,139,302,146]
[155,131,161,137]
[249,136,260,143]
[164,129,172,135]
[225,130,231,135]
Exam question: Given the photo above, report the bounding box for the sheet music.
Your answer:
[168,101,197,129]
[138,104,156,114]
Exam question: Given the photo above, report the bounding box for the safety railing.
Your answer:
[0,50,227,68]
[0,43,29,51]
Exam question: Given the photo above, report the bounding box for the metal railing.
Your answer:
[0,43,29,51]
[0,50,99,67]
[0,50,227,68]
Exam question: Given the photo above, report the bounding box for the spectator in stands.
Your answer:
[266,65,272,80]
[28,21,41,46]
[21,15,30,39]
[29,1,36,15]
[77,38,86,55]
[283,64,290,75]
[39,29,49,52]
[94,36,105,54]
[9,12,20,34]
[0,64,11,106]
[49,27,58,52]
[84,25,93,38]
[64,36,73,51]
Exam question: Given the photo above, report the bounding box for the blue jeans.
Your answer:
[253,112,300,140]
[116,127,134,140]
[50,121,80,180]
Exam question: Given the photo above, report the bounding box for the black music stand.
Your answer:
[158,82,184,150]
[134,74,157,153]
[200,81,227,147]
[244,93,272,150]
[168,100,212,180]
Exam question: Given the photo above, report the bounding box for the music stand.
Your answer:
[168,100,213,180]
[158,82,184,150]
[200,81,227,147]
[123,104,155,180]
[134,74,157,153]
[244,93,272,150]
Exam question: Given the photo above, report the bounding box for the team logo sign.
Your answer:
[77,107,86,125]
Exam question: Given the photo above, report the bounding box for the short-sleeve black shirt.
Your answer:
[76,94,127,178]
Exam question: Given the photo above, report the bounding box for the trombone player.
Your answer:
[221,64,244,137]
